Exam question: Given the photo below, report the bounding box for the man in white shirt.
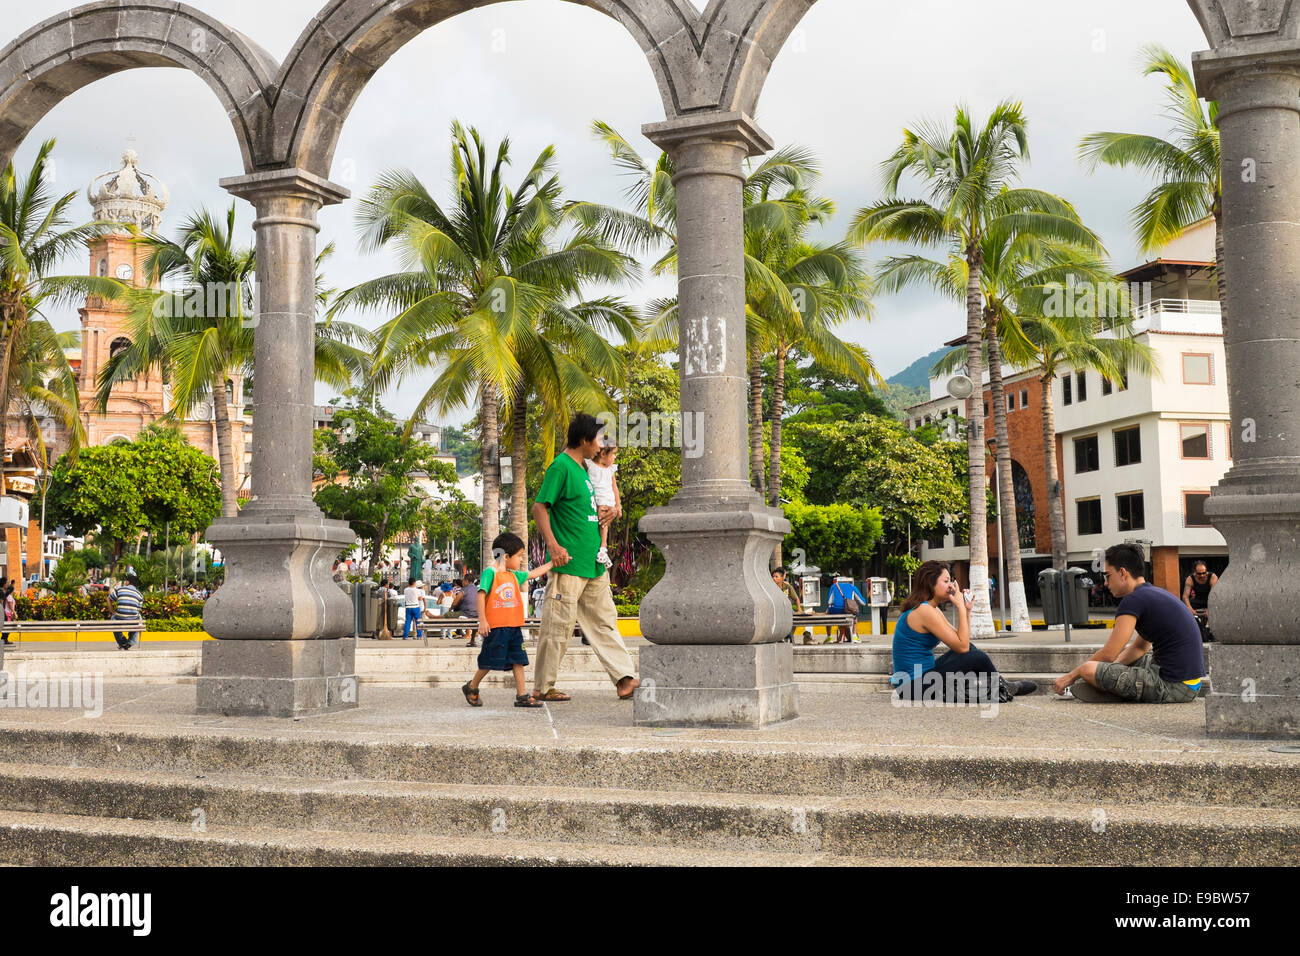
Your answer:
[401,578,425,640]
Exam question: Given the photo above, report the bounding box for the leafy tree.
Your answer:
[780,357,893,425]
[441,425,480,475]
[313,403,459,568]
[783,501,884,579]
[423,495,481,573]
[43,425,222,555]
[787,416,970,569]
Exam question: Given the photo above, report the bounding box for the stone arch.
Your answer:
[0,2,280,174]
[272,0,817,175]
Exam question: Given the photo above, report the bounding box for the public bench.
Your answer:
[3,619,147,647]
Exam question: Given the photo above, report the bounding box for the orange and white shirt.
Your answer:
[479,567,528,630]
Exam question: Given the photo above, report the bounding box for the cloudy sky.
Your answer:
[10,0,1210,423]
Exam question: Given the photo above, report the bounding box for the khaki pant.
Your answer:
[533,571,636,694]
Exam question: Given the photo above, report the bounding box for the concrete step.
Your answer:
[0,808,975,867]
[0,762,1292,865]
[0,725,1292,809]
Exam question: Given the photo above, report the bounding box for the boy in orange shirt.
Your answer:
[462,532,553,709]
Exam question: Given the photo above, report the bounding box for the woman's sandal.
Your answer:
[462,682,482,707]
[515,693,543,708]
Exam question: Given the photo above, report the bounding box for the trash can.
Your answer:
[357,582,380,636]
[1038,569,1092,627]
[387,595,404,636]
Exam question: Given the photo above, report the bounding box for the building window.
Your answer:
[1114,425,1142,467]
[1074,435,1099,473]
[982,401,989,417]
[1062,375,1072,406]
[1076,372,1087,402]
[925,529,946,550]
[1184,491,1212,528]
[1101,376,1113,396]
[1182,353,1213,385]
[1180,423,1210,459]
[1117,492,1145,532]
[1019,388,1029,409]
[1077,498,1103,536]
[1006,394,1015,413]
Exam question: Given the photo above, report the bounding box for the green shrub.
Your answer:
[615,604,640,617]
[145,615,205,632]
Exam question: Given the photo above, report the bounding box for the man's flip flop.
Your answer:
[534,689,571,702]
[617,678,640,700]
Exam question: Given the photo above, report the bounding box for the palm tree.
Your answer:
[336,123,642,567]
[998,243,1158,568]
[852,101,1082,636]
[1079,45,1223,320]
[0,139,121,489]
[918,216,1105,628]
[96,203,370,517]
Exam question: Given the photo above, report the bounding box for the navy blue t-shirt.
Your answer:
[1116,582,1205,682]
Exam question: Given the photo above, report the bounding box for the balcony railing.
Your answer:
[1132,298,1221,320]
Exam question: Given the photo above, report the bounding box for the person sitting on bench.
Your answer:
[891,561,1036,702]
[1053,543,1205,703]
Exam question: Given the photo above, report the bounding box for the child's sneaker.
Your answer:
[596,547,613,567]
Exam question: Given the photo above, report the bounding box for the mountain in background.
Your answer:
[886,346,950,389]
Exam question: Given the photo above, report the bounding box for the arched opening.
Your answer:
[1010,460,1036,552]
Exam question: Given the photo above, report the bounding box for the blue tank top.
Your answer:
[891,603,941,687]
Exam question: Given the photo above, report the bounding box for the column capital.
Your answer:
[1192,41,1300,105]
[219,167,350,208]
[642,111,773,157]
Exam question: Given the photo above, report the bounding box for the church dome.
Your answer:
[87,148,169,233]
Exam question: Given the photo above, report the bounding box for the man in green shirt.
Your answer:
[531,413,639,702]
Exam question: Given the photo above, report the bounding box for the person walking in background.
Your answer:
[110,574,144,650]
[461,532,553,709]
[826,576,866,644]
[1,577,13,645]
[459,573,480,647]
[531,414,640,702]
[401,578,425,640]
[585,439,621,569]
[1182,560,1218,642]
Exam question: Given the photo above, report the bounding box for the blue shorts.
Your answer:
[477,626,528,672]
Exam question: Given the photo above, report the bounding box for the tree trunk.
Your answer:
[1041,368,1067,570]
[509,381,528,551]
[748,344,765,497]
[211,373,239,518]
[479,380,501,571]
[767,345,787,568]
[963,246,994,637]
[0,297,22,498]
[986,319,1032,633]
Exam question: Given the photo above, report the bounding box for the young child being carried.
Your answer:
[461,532,553,709]
[585,440,620,569]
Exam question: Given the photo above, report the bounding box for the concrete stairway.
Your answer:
[0,724,1292,866]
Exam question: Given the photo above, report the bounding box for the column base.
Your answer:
[638,499,792,645]
[633,643,798,729]
[197,638,358,718]
[1205,643,1300,738]
[202,509,356,641]
[1205,485,1300,645]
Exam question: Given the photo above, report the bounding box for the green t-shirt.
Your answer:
[535,452,602,578]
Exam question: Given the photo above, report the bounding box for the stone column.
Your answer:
[634,112,796,729]
[1193,49,1300,737]
[196,168,358,718]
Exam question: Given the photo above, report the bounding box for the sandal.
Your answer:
[533,689,571,702]
[462,682,482,707]
[616,677,640,700]
[515,693,543,708]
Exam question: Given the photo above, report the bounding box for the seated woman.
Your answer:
[891,561,1037,703]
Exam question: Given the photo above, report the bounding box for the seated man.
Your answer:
[1053,543,1205,703]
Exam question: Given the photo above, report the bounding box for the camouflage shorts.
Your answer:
[1094,653,1200,703]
